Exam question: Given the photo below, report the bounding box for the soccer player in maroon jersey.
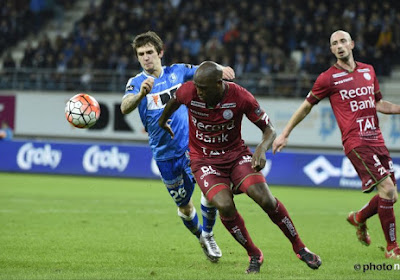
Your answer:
[159,61,321,274]
[273,30,400,259]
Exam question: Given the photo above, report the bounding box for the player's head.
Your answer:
[193,61,224,106]
[132,31,164,74]
[330,30,354,62]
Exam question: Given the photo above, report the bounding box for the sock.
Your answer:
[377,197,397,249]
[356,194,379,223]
[200,194,217,235]
[178,207,202,239]
[267,198,305,253]
[220,211,261,256]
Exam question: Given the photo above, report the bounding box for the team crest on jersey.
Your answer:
[169,73,177,83]
[363,73,371,80]
[223,109,233,120]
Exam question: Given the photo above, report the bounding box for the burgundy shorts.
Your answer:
[190,150,266,201]
[347,145,396,193]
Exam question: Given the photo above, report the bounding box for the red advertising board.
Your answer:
[0,95,15,129]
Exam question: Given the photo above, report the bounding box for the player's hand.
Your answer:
[272,134,288,154]
[140,77,154,95]
[222,66,235,80]
[251,148,266,172]
[161,120,175,139]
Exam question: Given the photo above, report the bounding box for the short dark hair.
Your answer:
[131,31,164,57]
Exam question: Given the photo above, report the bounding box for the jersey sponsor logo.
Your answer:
[196,130,229,143]
[201,147,226,156]
[333,77,354,85]
[332,72,348,78]
[357,68,370,73]
[221,103,236,108]
[126,85,134,91]
[254,107,262,116]
[154,81,167,87]
[339,84,374,100]
[200,165,221,180]
[146,84,181,110]
[239,155,252,165]
[363,73,372,80]
[191,100,206,108]
[349,96,376,112]
[191,116,235,132]
[189,108,209,117]
[223,109,233,120]
[356,116,378,140]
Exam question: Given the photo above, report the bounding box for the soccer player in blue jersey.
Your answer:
[121,31,235,262]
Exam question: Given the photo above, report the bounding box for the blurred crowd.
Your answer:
[1,0,400,93]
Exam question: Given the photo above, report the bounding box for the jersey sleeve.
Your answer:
[123,77,140,99]
[306,72,331,104]
[241,86,270,127]
[371,66,383,102]
[174,81,194,106]
[181,64,198,81]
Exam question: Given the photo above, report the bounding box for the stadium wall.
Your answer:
[1,139,399,190]
[1,91,400,151]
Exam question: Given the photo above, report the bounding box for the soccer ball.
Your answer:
[65,93,101,128]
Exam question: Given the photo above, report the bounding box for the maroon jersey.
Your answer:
[175,81,269,161]
[306,62,385,154]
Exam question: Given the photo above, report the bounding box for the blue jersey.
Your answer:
[124,64,198,161]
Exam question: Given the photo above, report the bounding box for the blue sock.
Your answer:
[201,194,217,235]
[178,207,202,238]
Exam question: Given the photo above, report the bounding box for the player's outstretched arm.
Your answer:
[252,122,276,172]
[158,97,182,139]
[221,66,235,80]
[121,77,154,114]
[376,99,400,115]
[272,100,314,154]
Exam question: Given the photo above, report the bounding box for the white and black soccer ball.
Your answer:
[65,93,101,128]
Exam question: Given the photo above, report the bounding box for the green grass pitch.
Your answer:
[1,172,399,280]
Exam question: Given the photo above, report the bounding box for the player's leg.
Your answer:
[346,146,399,257]
[377,176,399,259]
[192,161,262,273]
[231,157,321,270]
[212,188,264,274]
[156,158,202,238]
[181,162,222,262]
[199,193,221,259]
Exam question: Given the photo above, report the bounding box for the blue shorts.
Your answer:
[156,152,196,207]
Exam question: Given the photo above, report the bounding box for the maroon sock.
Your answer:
[267,198,305,253]
[356,195,379,223]
[220,211,261,256]
[378,197,397,249]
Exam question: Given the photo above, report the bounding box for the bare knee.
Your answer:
[247,183,276,211]
[378,179,398,201]
[178,200,194,216]
[212,190,236,217]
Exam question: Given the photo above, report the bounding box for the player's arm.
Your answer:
[158,97,182,139]
[121,77,154,114]
[376,99,400,114]
[252,120,276,172]
[222,66,235,80]
[272,99,314,154]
